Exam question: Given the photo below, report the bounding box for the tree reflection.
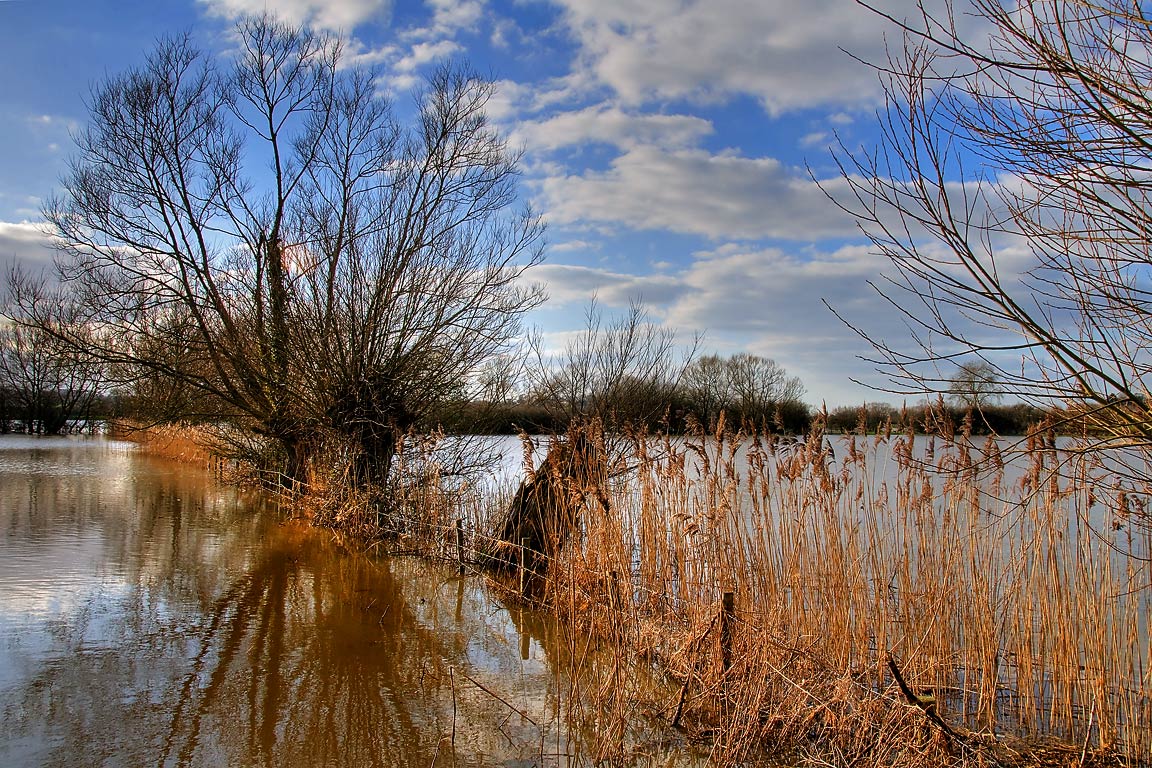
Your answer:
[0,442,530,767]
[155,529,450,768]
[0,439,700,767]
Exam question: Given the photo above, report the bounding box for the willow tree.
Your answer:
[834,0,1152,449]
[23,15,543,486]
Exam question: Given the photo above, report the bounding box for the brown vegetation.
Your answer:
[496,419,1151,765]
[131,409,1152,766]
[492,422,610,576]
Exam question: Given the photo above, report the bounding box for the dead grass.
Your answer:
[522,419,1152,766]
[113,421,218,465]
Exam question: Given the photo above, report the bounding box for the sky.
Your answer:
[0,0,966,407]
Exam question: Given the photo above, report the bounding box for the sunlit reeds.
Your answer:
[517,418,1152,765]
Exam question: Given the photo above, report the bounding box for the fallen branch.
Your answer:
[886,654,961,752]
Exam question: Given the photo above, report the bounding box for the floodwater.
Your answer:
[0,435,684,767]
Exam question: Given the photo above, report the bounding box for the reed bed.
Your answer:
[520,420,1152,766]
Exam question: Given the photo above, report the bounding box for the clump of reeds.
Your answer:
[520,416,1152,766]
[488,421,609,577]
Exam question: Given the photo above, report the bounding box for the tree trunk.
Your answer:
[276,430,313,492]
[350,430,398,489]
[494,422,607,575]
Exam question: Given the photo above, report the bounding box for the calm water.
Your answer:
[0,435,676,767]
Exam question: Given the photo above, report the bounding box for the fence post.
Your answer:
[518,607,531,659]
[519,537,531,595]
[455,518,465,574]
[720,590,735,673]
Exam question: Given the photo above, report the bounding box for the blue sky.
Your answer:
[0,0,960,407]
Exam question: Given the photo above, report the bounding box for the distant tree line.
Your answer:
[440,350,813,435]
[823,401,1050,437]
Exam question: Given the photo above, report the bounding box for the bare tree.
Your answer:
[832,0,1152,447]
[726,353,806,425]
[680,352,806,430]
[0,302,106,434]
[531,300,694,430]
[287,64,544,485]
[947,360,1004,410]
[680,353,732,428]
[21,16,542,486]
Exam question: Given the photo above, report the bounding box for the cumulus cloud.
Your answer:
[488,74,598,125]
[549,0,993,116]
[198,0,391,30]
[529,237,1038,405]
[426,0,483,35]
[665,243,881,337]
[550,0,900,115]
[538,146,859,240]
[524,244,895,403]
[668,239,1043,403]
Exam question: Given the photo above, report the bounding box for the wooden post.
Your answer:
[518,607,530,660]
[455,519,465,574]
[519,537,531,595]
[720,590,735,673]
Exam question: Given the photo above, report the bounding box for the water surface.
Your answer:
[0,435,644,767]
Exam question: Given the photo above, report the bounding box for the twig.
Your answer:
[456,668,540,728]
[1079,700,1095,768]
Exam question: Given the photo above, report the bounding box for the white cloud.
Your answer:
[549,0,991,117]
[514,105,712,151]
[528,237,1037,405]
[427,0,483,35]
[24,114,78,154]
[800,131,830,148]
[546,239,599,253]
[524,243,897,404]
[0,221,58,275]
[198,0,391,30]
[488,74,598,124]
[551,0,891,115]
[538,146,859,240]
[666,243,882,338]
[526,263,684,307]
[341,0,485,90]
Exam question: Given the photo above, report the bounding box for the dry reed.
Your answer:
[522,419,1152,766]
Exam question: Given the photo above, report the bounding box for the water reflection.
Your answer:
[0,435,665,767]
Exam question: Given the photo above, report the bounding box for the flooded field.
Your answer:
[5,428,1152,765]
[0,435,693,767]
